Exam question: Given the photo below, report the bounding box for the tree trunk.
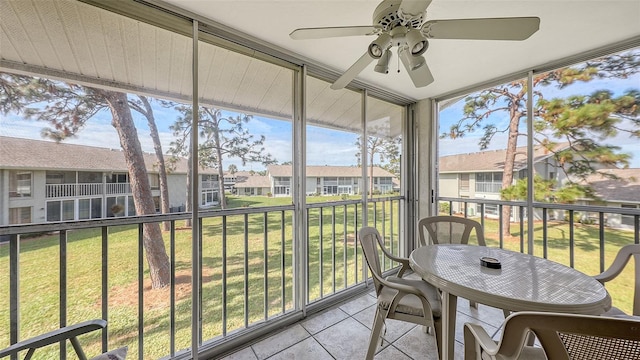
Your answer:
[139,96,171,231]
[501,109,522,238]
[100,90,170,288]
[213,127,227,209]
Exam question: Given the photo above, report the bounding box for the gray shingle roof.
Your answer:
[234,174,271,188]
[439,143,567,173]
[0,136,216,174]
[583,168,640,203]
[267,164,394,177]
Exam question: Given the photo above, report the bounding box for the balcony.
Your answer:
[45,183,132,198]
[2,196,636,359]
[1,197,404,359]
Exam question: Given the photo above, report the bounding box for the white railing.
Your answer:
[106,183,131,194]
[202,181,218,189]
[45,183,103,198]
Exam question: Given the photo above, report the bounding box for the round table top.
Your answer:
[410,244,611,315]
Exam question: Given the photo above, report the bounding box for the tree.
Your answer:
[1,73,171,288]
[442,52,640,237]
[356,132,401,198]
[128,95,171,231]
[171,106,276,209]
[227,164,238,175]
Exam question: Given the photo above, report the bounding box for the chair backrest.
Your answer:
[417,216,485,247]
[490,312,640,360]
[595,243,640,316]
[358,227,386,295]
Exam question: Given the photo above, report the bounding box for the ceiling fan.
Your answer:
[290,0,540,90]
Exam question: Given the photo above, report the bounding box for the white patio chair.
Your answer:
[418,216,494,312]
[417,215,486,248]
[594,243,640,318]
[463,311,640,360]
[0,319,127,360]
[359,226,442,360]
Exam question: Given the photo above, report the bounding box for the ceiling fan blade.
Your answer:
[290,26,379,40]
[331,52,375,90]
[422,17,540,40]
[399,0,433,17]
[399,50,434,88]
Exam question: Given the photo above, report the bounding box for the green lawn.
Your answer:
[0,197,634,359]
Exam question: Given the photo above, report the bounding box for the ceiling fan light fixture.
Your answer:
[399,46,426,71]
[409,54,426,70]
[406,29,428,56]
[374,49,392,74]
[367,33,392,59]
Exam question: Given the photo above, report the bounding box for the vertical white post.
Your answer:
[527,71,535,255]
[191,19,200,360]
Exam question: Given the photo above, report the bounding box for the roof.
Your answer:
[439,143,567,173]
[234,174,271,189]
[267,165,395,178]
[0,136,216,174]
[583,168,640,203]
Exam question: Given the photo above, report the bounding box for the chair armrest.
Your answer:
[463,322,498,360]
[377,245,411,277]
[0,319,107,358]
[594,244,637,283]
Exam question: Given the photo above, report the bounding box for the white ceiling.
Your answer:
[162,0,640,101]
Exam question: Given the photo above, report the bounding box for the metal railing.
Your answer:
[0,195,404,359]
[305,196,403,303]
[439,196,640,271]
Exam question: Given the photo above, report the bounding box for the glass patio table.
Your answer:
[409,244,612,360]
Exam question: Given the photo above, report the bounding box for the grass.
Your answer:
[0,196,634,359]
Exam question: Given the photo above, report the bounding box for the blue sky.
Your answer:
[438,72,640,167]
[1,56,638,170]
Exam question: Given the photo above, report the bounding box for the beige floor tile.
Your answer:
[266,337,333,360]
[251,324,311,360]
[339,293,377,315]
[375,345,412,359]
[219,346,258,360]
[392,325,439,360]
[315,317,388,358]
[301,307,349,335]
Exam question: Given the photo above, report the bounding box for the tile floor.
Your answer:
[219,289,507,360]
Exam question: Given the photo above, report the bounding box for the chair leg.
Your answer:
[470,300,478,309]
[367,307,386,360]
[433,317,443,360]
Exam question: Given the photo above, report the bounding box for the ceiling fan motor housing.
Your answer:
[373,0,425,31]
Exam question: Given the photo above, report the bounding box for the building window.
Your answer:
[274,186,289,195]
[201,190,218,206]
[148,174,159,189]
[324,177,338,186]
[475,172,503,193]
[459,174,469,192]
[78,171,102,183]
[323,185,338,195]
[128,196,136,216]
[9,171,32,198]
[106,196,127,217]
[109,173,128,183]
[78,198,102,219]
[46,171,76,184]
[621,204,638,226]
[484,204,499,216]
[47,200,75,222]
[9,207,31,224]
